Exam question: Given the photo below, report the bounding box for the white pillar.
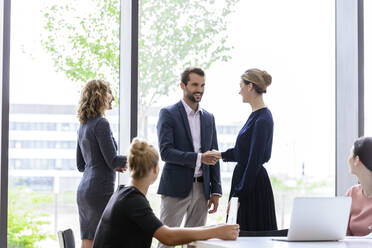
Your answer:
[118,0,138,185]
[335,0,363,196]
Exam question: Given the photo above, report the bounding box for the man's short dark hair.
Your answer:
[181,67,205,85]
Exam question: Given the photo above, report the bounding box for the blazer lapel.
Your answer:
[177,101,194,149]
[200,110,206,153]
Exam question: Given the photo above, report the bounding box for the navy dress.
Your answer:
[221,108,277,231]
[76,117,126,239]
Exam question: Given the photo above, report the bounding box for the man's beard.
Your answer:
[186,92,202,103]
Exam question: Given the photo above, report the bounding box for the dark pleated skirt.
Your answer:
[231,166,277,231]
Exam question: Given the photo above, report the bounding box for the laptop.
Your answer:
[274,197,352,241]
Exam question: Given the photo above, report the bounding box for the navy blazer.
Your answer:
[157,101,222,200]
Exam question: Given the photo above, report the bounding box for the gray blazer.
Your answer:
[76,117,126,197]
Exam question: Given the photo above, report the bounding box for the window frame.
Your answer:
[0,0,11,246]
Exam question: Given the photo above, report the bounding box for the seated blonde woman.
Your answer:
[346,137,372,236]
[93,138,239,248]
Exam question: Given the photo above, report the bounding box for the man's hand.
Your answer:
[202,150,220,165]
[211,149,222,159]
[208,194,220,214]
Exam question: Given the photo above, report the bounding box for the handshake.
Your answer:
[201,149,221,165]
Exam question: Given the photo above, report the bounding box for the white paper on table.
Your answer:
[344,232,372,239]
[227,197,238,224]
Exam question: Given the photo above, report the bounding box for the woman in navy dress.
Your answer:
[76,80,127,248]
[217,69,277,231]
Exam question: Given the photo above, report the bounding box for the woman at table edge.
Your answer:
[346,136,372,236]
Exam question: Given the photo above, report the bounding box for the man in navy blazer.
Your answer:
[157,67,222,248]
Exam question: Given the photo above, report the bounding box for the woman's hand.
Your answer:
[115,167,126,173]
[115,162,128,173]
[214,224,240,240]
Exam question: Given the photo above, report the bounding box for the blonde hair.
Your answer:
[128,138,159,180]
[77,79,111,124]
[241,68,272,93]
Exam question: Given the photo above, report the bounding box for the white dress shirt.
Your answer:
[181,99,203,177]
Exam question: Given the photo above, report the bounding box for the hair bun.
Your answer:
[261,71,272,86]
[241,68,271,93]
[130,138,148,157]
[128,138,159,180]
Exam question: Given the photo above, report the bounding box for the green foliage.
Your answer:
[8,188,54,248]
[137,0,238,111]
[41,0,239,120]
[41,0,120,95]
[270,175,328,193]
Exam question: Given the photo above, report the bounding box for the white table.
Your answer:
[191,237,372,248]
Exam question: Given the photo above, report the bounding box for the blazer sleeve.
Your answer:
[157,108,198,169]
[76,141,85,172]
[234,118,272,197]
[221,148,236,162]
[209,115,222,195]
[95,118,127,170]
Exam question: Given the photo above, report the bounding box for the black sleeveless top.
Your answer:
[93,185,163,248]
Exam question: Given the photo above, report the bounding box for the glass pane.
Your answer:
[138,0,335,238]
[365,0,372,136]
[9,1,119,247]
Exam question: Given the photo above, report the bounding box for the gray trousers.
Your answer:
[158,182,208,248]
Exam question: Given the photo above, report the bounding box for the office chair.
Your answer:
[239,228,288,237]
[57,228,75,248]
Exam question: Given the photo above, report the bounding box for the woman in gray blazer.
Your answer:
[76,79,127,248]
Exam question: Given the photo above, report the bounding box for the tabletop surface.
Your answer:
[192,237,372,248]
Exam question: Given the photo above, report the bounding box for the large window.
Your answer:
[138,0,335,238]
[8,1,120,246]
[365,0,372,136]
[2,0,341,247]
